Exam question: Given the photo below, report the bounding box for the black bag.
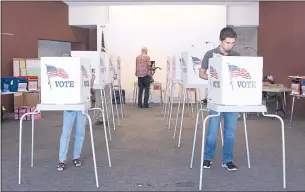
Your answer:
[112,89,125,104]
[1,105,4,122]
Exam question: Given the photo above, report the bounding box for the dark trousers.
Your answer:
[138,75,151,107]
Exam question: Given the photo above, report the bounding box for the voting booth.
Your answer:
[172,56,182,81]
[40,57,91,104]
[109,55,119,82]
[100,52,112,84]
[181,52,208,87]
[208,55,263,106]
[111,56,122,85]
[71,51,103,88]
[166,56,172,80]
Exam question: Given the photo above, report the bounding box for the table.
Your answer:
[1,90,40,95]
[191,104,286,190]
[18,103,112,188]
[262,87,291,116]
[289,94,305,128]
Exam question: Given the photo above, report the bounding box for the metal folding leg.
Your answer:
[107,84,116,130]
[18,110,100,188]
[167,82,176,129]
[192,110,286,190]
[173,84,183,139]
[90,108,112,167]
[177,88,196,147]
[101,88,112,141]
[118,84,124,118]
[132,82,138,106]
[190,109,224,169]
[112,84,120,126]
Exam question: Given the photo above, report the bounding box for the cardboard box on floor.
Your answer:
[14,93,24,108]
[14,92,42,119]
[14,92,40,108]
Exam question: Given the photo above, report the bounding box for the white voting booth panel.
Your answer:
[41,57,91,104]
[181,52,208,87]
[172,56,182,81]
[109,55,119,82]
[111,56,122,85]
[71,51,103,88]
[166,56,172,79]
[208,55,263,105]
[100,52,112,84]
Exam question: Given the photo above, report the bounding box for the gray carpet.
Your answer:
[1,104,305,191]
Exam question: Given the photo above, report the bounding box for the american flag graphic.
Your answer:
[191,56,201,65]
[81,65,88,78]
[46,65,69,79]
[228,65,251,79]
[210,66,219,79]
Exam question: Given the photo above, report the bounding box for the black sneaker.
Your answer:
[73,159,82,167]
[203,160,212,169]
[222,162,237,171]
[95,120,104,125]
[57,162,65,171]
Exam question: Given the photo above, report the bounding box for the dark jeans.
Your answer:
[138,75,151,107]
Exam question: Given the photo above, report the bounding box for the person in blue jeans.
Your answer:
[199,27,240,171]
[57,74,95,171]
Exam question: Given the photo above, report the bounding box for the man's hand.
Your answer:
[199,68,208,80]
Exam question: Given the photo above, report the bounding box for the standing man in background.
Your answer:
[135,47,152,108]
[199,27,240,171]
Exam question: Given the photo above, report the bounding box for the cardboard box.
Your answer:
[14,93,24,108]
[14,92,40,108]
[40,57,91,104]
[208,55,263,106]
[24,92,40,107]
[181,52,208,86]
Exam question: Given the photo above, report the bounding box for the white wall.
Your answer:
[66,2,258,102]
[227,3,259,26]
[104,5,227,102]
[67,2,259,27]
[68,5,109,25]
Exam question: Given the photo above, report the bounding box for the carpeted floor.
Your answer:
[1,104,305,191]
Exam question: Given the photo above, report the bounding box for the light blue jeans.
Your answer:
[204,110,238,164]
[59,110,86,162]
